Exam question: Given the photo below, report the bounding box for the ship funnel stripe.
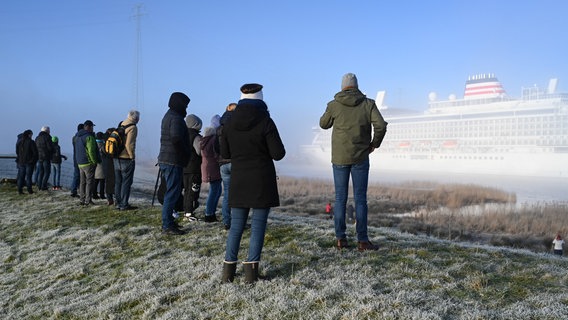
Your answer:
[464,78,506,99]
[465,84,504,91]
[464,89,506,96]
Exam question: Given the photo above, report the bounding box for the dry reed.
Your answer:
[276,176,565,253]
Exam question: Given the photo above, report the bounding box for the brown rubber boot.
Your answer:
[221,261,237,283]
[243,261,259,284]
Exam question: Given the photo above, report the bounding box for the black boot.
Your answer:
[221,261,237,283]
[243,261,259,284]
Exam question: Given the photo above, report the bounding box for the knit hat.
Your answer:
[341,73,358,90]
[240,83,263,100]
[52,136,58,143]
[41,126,50,133]
[185,114,203,131]
[211,114,221,129]
[168,92,190,109]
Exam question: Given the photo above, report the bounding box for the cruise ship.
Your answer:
[302,75,568,178]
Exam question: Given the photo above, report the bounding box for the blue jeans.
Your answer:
[220,163,232,225]
[37,160,51,190]
[160,164,183,229]
[33,161,39,185]
[332,157,370,242]
[71,161,80,194]
[17,163,34,193]
[52,163,61,187]
[114,159,135,209]
[225,207,270,262]
[205,179,222,216]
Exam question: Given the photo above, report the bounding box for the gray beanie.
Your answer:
[185,114,202,131]
[341,73,358,90]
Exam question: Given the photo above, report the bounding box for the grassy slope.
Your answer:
[1,184,567,320]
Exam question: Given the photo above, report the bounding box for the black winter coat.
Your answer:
[16,133,38,165]
[158,109,191,167]
[51,143,67,164]
[220,99,285,208]
[35,131,54,161]
[183,128,202,174]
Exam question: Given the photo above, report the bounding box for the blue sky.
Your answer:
[1,0,567,161]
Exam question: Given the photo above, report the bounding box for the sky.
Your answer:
[1,0,567,162]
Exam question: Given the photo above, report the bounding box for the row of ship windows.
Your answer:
[390,129,568,139]
[393,117,568,132]
[386,139,567,147]
[392,124,568,132]
[396,115,568,126]
[392,155,505,161]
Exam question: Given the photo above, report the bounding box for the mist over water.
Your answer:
[276,160,568,204]
[2,157,567,204]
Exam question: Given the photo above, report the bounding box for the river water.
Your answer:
[2,157,566,204]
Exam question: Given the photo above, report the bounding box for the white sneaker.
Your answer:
[172,211,180,219]
[184,213,199,222]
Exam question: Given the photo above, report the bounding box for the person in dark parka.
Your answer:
[35,126,54,190]
[158,91,192,235]
[16,129,39,194]
[220,83,285,284]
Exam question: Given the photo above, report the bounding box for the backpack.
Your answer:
[105,123,134,157]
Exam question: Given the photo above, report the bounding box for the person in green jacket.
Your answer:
[75,120,101,206]
[320,73,387,252]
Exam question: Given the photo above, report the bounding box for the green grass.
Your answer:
[1,183,568,319]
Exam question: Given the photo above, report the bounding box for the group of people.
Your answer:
[156,73,389,283]
[15,110,140,212]
[15,73,564,286]
[15,126,66,194]
[19,73,390,284]
[157,84,287,283]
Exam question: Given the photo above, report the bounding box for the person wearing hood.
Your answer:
[320,73,388,252]
[183,114,203,222]
[16,129,38,194]
[114,109,140,211]
[50,136,67,190]
[35,126,55,191]
[158,92,192,235]
[200,115,222,223]
[76,120,101,206]
[220,83,285,284]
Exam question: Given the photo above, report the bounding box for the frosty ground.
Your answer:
[1,183,567,320]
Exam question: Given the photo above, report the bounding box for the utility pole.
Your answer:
[132,4,144,109]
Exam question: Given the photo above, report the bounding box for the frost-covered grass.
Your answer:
[1,183,568,319]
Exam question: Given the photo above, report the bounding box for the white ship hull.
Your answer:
[302,145,568,178]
